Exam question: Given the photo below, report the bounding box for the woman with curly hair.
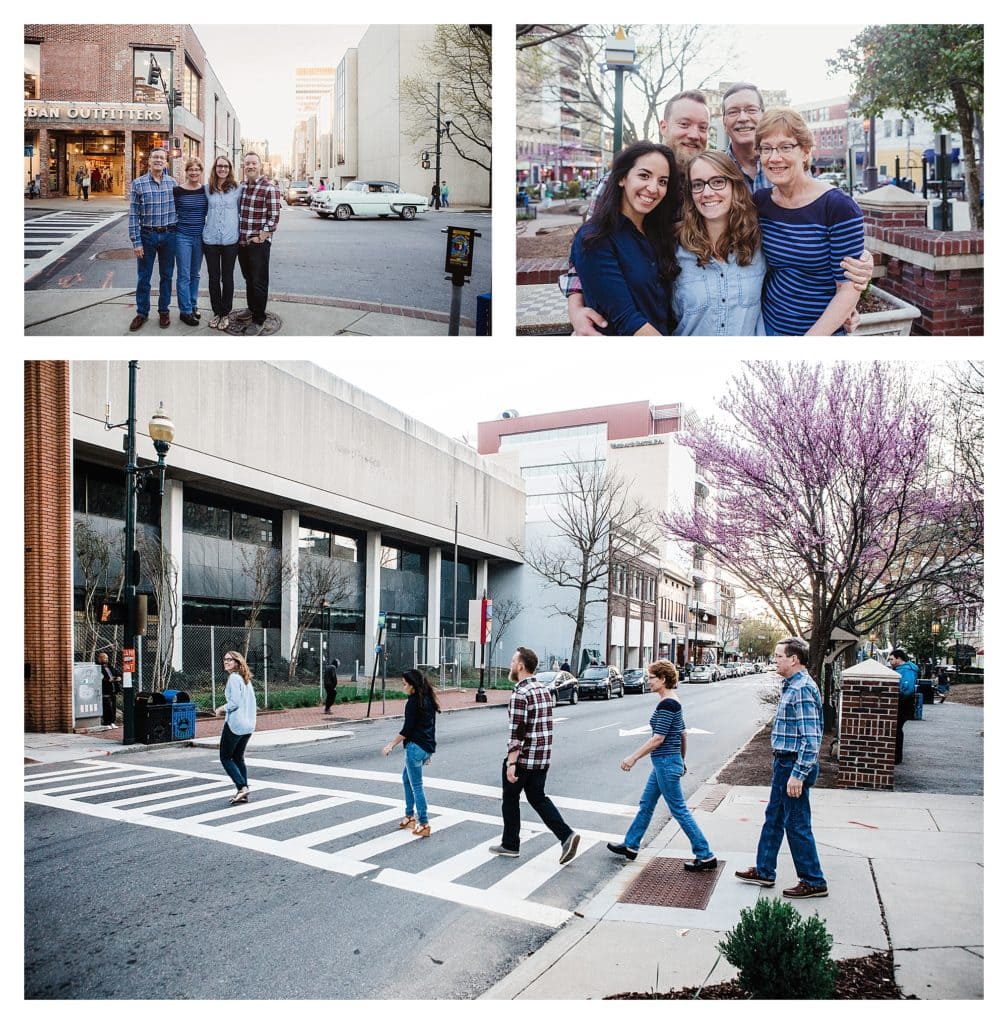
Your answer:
[569,140,682,336]
[214,651,256,804]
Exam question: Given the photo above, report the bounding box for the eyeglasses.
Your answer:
[223,657,235,664]
[689,176,729,194]
[758,143,801,157]
[724,105,762,119]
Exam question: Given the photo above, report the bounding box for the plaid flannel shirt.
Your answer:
[238,176,281,243]
[128,172,178,247]
[771,669,823,781]
[507,675,555,770]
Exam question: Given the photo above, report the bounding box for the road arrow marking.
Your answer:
[618,726,652,736]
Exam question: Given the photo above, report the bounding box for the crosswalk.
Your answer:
[24,209,126,280]
[25,759,633,927]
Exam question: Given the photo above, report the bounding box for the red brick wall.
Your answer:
[24,361,73,733]
[837,674,898,790]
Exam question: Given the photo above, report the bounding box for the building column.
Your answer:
[280,510,300,663]
[161,477,184,670]
[364,530,382,675]
[427,547,442,667]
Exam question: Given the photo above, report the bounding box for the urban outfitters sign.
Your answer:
[24,103,163,122]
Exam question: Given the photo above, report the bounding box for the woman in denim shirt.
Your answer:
[202,156,242,331]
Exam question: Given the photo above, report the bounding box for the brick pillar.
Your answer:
[24,361,73,733]
[836,659,901,790]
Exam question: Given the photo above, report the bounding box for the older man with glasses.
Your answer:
[721,81,770,193]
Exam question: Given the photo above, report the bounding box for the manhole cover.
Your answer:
[219,309,281,337]
[94,248,137,260]
[617,857,725,910]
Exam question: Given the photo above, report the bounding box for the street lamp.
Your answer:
[601,27,637,159]
[931,620,941,678]
[862,114,878,191]
[433,82,452,210]
[105,361,175,744]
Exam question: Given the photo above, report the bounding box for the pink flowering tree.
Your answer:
[661,362,983,700]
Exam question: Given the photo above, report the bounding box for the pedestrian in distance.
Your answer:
[127,148,178,331]
[173,157,209,326]
[97,651,121,727]
[80,166,90,201]
[440,181,449,208]
[75,167,84,200]
[735,637,829,898]
[607,659,718,870]
[490,646,581,865]
[214,651,256,805]
[430,182,440,210]
[382,668,439,838]
[889,648,920,765]
[323,658,340,714]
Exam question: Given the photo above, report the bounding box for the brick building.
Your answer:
[24,24,240,198]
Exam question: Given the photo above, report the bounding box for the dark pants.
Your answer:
[500,760,572,852]
[323,682,337,712]
[896,693,917,764]
[203,243,239,316]
[219,723,252,790]
[237,240,271,324]
[101,686,116,726]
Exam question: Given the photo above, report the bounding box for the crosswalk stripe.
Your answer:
[24,765,132,786]
[287,806,404,849]
[104,780,228,808]
[186,790,314,824]
[23,209,126,280]
[220,796,353,833]
[131,783,237,814]
[32,772,156,797]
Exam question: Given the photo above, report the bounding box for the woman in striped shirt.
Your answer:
[753,108,865,335]
[607,660,717,872]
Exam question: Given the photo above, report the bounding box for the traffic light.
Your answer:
[147,64,160,87]
[422,160,430,170]
[172,89,183,108]
[99,600,126,625]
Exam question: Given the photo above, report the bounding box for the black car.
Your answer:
[623,668,647,694]
[537,670,578,706]
[577,665,624,700]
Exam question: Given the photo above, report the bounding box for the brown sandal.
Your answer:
[412,823,431,838]
[398,816,417,829]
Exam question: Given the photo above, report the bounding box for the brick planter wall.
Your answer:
[517,257,568,286]
[836,661,901,791]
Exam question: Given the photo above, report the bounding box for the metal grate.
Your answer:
[617,857,725,910]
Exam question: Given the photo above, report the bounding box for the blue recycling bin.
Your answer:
[476,292,491,335]
[914,692,924,720]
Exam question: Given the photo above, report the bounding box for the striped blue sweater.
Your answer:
[755,187,864,336]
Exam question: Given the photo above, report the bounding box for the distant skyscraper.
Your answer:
[296,66,336,119]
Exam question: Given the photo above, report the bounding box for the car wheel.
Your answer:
[618,685,624,697]
[399,206,417,220]
[570,688,578,705]
[335,205,352,221]
[603,686,610,700]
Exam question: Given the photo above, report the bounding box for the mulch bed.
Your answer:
[715,722,840,789]
[606,951,912,999]
[516,222,578,259]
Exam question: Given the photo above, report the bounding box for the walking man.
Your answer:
[128,148,178,332]
[889,649,920,765]
[237,152,281,335]
[735,637,828,898]
[323,658,340,714]
[490,646,581,864]
[97,652,121,727]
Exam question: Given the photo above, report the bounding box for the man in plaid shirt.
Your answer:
[128,148,177,331]
[735,637,829,898]
[237,152,281,333]
[490,646,581,864]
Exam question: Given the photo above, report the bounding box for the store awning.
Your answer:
[951,147,961,160]
[923,148,935,161]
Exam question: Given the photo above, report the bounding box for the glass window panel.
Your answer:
[233,512,274,546]
[133,48,174,103]
[25,43,40,99]
[299,528,330,556]
[183,499,230,538]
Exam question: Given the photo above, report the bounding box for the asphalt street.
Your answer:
[24,677,770,999]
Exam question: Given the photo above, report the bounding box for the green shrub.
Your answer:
[717,897,836,999]
[565,179,582,199]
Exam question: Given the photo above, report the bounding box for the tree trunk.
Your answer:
[951,79,982,229]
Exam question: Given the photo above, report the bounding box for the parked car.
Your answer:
[622,668,646,694]
[285,180,312,205]
[310,180,430,220]
[577,665,624,700]
[538,670,579,706]
[688,664,714,683]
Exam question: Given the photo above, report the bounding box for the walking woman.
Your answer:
[569,140,681,336]
[607,659,718,871]
[173,157,209,326]
[382,668,440,838]
[215,651,256,804]
[202,156,242,331]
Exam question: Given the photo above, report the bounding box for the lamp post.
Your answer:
[433,82,452,210]
[692,598,703,664]
[105,361,175,744]
[862,114,878,191]
[601,27,637,159]
[931,620,941,678]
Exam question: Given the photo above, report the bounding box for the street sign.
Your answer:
[444,226,477,280]
[122,648,135,673]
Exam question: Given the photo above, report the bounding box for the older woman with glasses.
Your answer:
[606,660,718,871]
[754,107,865,335]
[214,651,256,804]
[173,157,209,326]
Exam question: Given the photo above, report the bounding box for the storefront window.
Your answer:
[233,512,274,547]
[184,137,201,161]
[183,498,230,539]
[183,61,200,116]
[133,48,173,103]
[25,42,40,99]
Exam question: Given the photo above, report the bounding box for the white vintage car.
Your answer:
[310,180,430,220]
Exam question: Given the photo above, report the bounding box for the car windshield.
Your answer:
[536,672,559,683]
[624,669,643,678]
[347,182,366,192]
[580,668,607,679]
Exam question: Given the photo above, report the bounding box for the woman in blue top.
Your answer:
[754,107,865,335]
[569,141,681,336]
[607,660,717,871]
[382,668,440,838]
[173,158,210,326]
[202,156,242,331]
[214,651,257,805]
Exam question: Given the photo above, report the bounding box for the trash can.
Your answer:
[134,693,172,743]
[918,683,935,705]
[162,689,190,704]
[914,692,924,720]
[171,702,197,740]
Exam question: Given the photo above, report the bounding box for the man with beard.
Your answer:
[237,152,281,334]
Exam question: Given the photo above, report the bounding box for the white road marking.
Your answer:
[587,722,624,732]
[618,726,652,736]
[23,209,127,280]
[24,765,132,786]
[220,796,354,833]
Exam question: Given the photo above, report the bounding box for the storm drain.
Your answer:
[617,857,725,910]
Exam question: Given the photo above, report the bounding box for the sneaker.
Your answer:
[489,844,519,858]
[734,867,774,887]
[559,832,581,865]
[684,856,718,872]
[782,880,828,899]
[606,842,638,861]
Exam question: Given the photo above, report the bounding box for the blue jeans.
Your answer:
[175,232,203,314]
[756,757,826,887]
[219,723,251,791]
[624,754,714,859]
[402,742,431,824]
[135,228,176,316]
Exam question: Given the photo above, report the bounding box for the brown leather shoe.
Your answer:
[734,866,774,887]
[159,311,170,328]
[782,880,828,899]
[129,314,147,332]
